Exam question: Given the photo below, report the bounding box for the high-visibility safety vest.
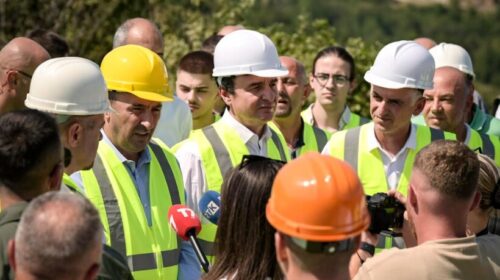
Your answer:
[268,121,330,158]
[186,121,290,258]
[466,129,500,166]
[79,140,184,280]
[301,106,370,130]
[63,173,83,194]
[326,122,456,196]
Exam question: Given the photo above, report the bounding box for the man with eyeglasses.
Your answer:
[270,56,329,159]
[0,37,50,115]
[174,29,290,260]
[322,41,454,252]
[113,17,193,147]
[302,46,369,134]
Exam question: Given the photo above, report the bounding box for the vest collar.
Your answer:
[220,110,272,144]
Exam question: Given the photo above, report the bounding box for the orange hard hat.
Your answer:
[266,152,370,242]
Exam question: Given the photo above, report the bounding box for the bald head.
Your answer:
[0,37,50,114]
[217,25,245,36]
[0,37,50,75]
[280,56,307,84]
[113,18,164,56]
[414,37,437,50]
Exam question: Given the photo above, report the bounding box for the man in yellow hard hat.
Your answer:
[113,17,192,147]
[72,45,198,280]
[266,152,370,280]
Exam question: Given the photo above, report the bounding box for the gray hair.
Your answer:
[15,192,102,278]
[112,19,134,48]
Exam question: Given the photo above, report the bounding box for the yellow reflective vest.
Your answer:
[177,121,290,258]
[79,140,184,280]
[268,120,330,158]
[326,123,456,196]
[466,128,500,166]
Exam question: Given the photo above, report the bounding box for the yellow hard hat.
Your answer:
[101,45,172,102]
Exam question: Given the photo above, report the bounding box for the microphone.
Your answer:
[199,191,221,225]
[168,204,210,273]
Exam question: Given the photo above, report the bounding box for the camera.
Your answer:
[366,193,405,234]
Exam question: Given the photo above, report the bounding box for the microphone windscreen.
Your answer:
[168,204,202,241]
[198,191,221,225]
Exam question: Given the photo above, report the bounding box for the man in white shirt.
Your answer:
[174,29,290,257]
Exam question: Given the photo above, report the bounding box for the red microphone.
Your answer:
[168,204,209,272]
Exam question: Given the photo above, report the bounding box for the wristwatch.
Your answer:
[360,242,375,255]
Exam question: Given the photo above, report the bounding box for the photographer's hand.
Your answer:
[349,230,378,278]
[387,190,417,247]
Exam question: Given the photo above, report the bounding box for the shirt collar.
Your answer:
[307,104,352,130]
[220,110,272,144]
[367,123,417,153]
[101,130,151,166]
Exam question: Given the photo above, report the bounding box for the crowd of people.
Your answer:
[0,17,499,280]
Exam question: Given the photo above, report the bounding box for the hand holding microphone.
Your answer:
[168,204,210,272]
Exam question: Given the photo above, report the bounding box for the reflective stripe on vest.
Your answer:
[467,129,500,166]
[81,141,183,279]
[329,123,455,196]
[194,122,290,257]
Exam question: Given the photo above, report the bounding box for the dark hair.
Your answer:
[312,46,355,82]
[178,50,214,75]
[217,76,235,94]
[201,34,224,54]
[414,140,479,200]
[16,192,102,278]
[203,156,285,280]
[26,29,69,57]
[0,109,60,193]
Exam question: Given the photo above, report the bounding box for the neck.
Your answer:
[286,264,350,280]
[193,113,215,130]
[64,162,80,176]
[273,114,302,149]
[374,124,411,156]
[0,186,24,210]
[468,210,490,235]
[311,102,344,132]
[415,214,468,244]
[454,124,468,143]
[229,111,266,137]
[103,129,140,162]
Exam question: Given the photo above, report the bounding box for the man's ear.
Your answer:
[219,88,232,106]
[48,162,63,192]
[8,239,16,272]
[66,122,83,148]
[469,191,482,212]
[409,185,418,214]
[302,84,312,105]
[412,95,426,116]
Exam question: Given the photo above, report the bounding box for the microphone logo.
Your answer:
[204,201,220,217]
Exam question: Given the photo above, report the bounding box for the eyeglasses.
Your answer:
[0,65,32,80]
[238,154,286,170]
[313,73,350,87]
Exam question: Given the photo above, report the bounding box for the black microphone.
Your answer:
[168,204,210,273]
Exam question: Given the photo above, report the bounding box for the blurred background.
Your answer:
[1,0,498,117]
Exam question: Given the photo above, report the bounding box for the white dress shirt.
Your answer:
[154,96,192,147]
[367,124,417,190]
[175,111,272,213]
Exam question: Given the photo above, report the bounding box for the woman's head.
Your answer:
[204,155,284,280]
[467,154,500,235]
[477,154,499,213]
[310,47,356,110]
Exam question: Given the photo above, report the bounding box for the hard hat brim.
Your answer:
[364,70,433,90]
[127,90,173,103]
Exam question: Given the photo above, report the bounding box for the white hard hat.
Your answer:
[364,40,435,90]
[213,29,288,78]
[26,57,111,115]
[429,43,475,78]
